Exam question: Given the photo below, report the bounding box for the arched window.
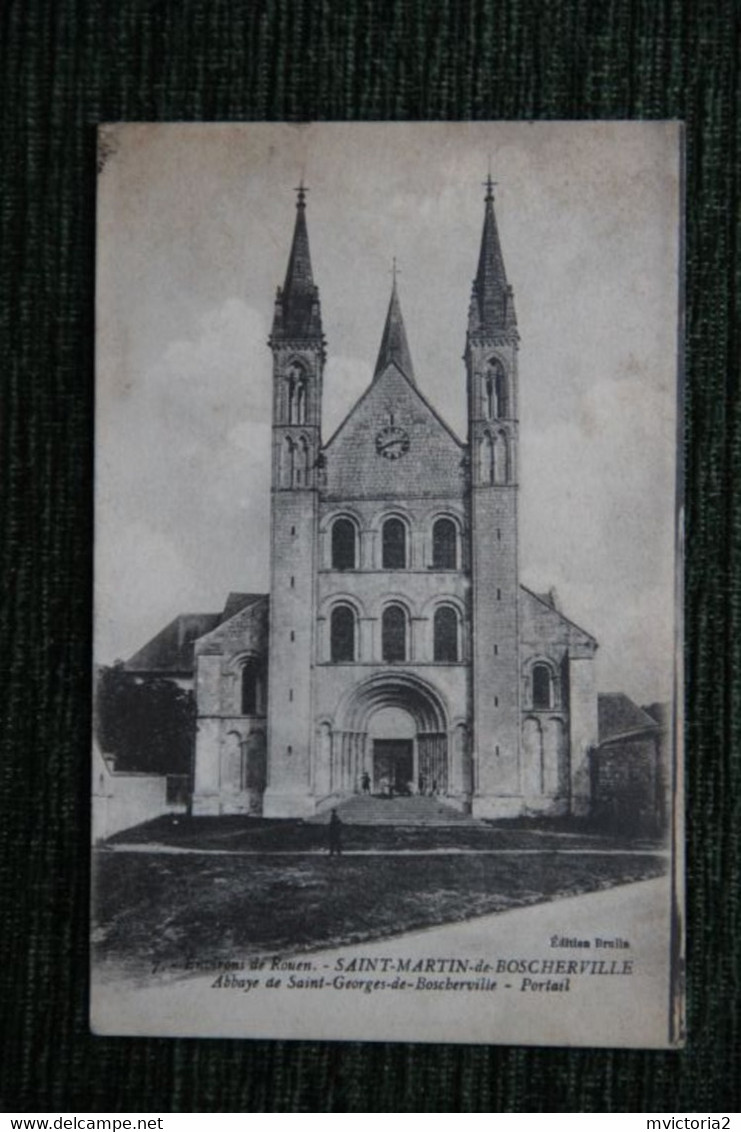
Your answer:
[330,605,356,662]
[287,364,308,425]
[382,518,406,569]
[241,659,264,715]
[493,432,508,484]
[480,433,494,485]
[282,436,295,488]
[485,373,495,419]
[433,606,459,662]
[485,358,508,419]
[432,518,457,569]
[295,377,307,424]
[294,436,309,487]
[287,373,297,423]
[382,604,407,662]
[332,518,356,570]
[496,367,508,419]
[532,663,552,709]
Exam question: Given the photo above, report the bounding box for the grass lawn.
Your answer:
[92,846,667,981]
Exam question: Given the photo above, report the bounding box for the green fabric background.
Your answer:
[1,0,739,1113]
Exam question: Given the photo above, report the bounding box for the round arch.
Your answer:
[285,358,309,425]
[317,594,366,663]
[420,593,466,620]
[319,506,364,535]
[318,592,367,620]
[335,671,448,734]
[319,507,363,569]
[483,355,509,420]
[369,592,417,620]
[369,507,414,569]
[226,648,263,673]
[422,508,465,570]
[522,655,561,711]
[368,505,414,533]
[329,673,453,799]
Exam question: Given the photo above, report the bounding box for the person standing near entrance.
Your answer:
[328,808,343,856]
[361,770,370,794]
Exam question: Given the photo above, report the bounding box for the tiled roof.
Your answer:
[125,593,266,676]
[125,614,222,674]
[642,701,671,729]
[221,592,265,621]
[598,693,659,744]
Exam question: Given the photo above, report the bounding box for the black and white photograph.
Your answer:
[91,122,682,1047]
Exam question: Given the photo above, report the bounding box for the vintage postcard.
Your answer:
[91,122,684,1047]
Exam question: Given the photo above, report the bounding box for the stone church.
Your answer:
[144,180,600,820]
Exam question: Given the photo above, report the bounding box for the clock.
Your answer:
[375,425,410,460]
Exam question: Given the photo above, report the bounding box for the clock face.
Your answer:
[375,425,410,460]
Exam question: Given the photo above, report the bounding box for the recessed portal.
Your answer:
[333,677,450,799]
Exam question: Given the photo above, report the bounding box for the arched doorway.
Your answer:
[331,673,449,797]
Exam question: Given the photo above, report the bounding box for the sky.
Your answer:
[95,122,681,703]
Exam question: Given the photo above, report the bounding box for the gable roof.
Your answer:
[325,272,463,453]
[324,358,464,452]
[125,593,266,676]
[598,693,660,745]
[532,588,561,611]
[222,592,265,620]
[125,614,221,675]
[520,585,597,645]
[642,701,671,729]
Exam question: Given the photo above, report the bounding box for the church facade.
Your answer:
[191,181,599,820]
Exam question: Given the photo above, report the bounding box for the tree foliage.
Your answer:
[95,663,195,776]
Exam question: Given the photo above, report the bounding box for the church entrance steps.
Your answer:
[321,794,479,826]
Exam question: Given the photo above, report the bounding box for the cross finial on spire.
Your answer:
[483,166,497,202]
[373,263,415,383]
[469,162,516,339]
[275,178,322,340]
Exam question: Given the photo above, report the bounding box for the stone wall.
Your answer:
[323,363,464,499]
[470,485,521,818]
[192,597,269,816]
[591,736,665,835]
[264,489,318,817]
[92,745,176,841]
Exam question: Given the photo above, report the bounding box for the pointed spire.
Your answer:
[373,266,415,383]
[469,174,517,338]
[272,184,323,341]
[283,181,313,294]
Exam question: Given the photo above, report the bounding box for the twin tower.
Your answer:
[253,177,597,822]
